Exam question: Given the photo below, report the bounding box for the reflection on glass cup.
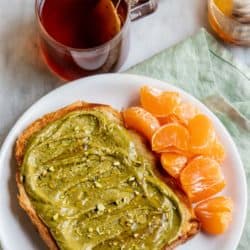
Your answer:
[35,0,130,81]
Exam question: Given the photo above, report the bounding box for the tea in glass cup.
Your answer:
[36,0,130,81]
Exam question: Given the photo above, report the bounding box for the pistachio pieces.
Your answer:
[133,233,139,238]
[128,176,135,182]
[134,190,140,196]
[22,109,184,249]
[53,213,59,221]
[94,181,102,188]
[96,203,106,212]
[113,160,121,166]
[48,166,55,172]
[96,226,103,235]
[42,170,47,177]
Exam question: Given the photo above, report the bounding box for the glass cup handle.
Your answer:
[129,0,159,21]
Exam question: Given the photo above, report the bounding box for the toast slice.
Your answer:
[15,101,200,250]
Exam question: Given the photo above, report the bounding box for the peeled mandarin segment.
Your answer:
[194,196,233,234]
[158,114,182,126]
[140,86,181,117]
[180,156,226,203]
[161,153,188,179]
[207,138,226,163]
[173,101,199,125]
[162,147,194,158]
[151,123,190,153]
[122,107,160,140]
[188,114,215,155]
[212,138,226,163]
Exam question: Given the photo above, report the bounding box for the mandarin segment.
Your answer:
[188,114,215,155]
[173,101,199,125]
[195,196,233,234]
[180,156,226,203]
[152,123,190,153]
[161,147,194,158]
[140,86,181,117]
[158,114,182,126]
[161,153,188,179]
[122,107,160,140]
[207,138,226,163]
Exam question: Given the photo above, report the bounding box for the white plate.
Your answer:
[0,73,247,250]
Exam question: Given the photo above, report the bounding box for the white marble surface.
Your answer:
[0,0,249,146]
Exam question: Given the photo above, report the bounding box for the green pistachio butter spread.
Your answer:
[20,109,184,250]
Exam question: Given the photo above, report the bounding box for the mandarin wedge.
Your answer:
[195,196,233,234]
[173,101,199,125]
[158,101,199,126]
[161,147,194,158]
[123,107,160,140]
[152,123,190,153]
[180,156,226,203]
[161,153,188,179]
[158,114,182,126]
[207,138,226,163]
[140,86,181,117]
[188,114,215,155]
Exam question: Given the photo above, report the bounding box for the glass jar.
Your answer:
[208,0,250,46]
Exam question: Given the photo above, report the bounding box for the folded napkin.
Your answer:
[127,28,250,249]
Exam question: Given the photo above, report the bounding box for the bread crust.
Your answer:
[15,101,199,250]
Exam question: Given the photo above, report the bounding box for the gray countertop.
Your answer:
[0,0,249,146]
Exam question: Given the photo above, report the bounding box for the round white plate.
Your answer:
[0,74,247,250]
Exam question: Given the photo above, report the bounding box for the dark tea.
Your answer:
[36,0,129,81]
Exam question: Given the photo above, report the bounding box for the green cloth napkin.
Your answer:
[126,28,250,249]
